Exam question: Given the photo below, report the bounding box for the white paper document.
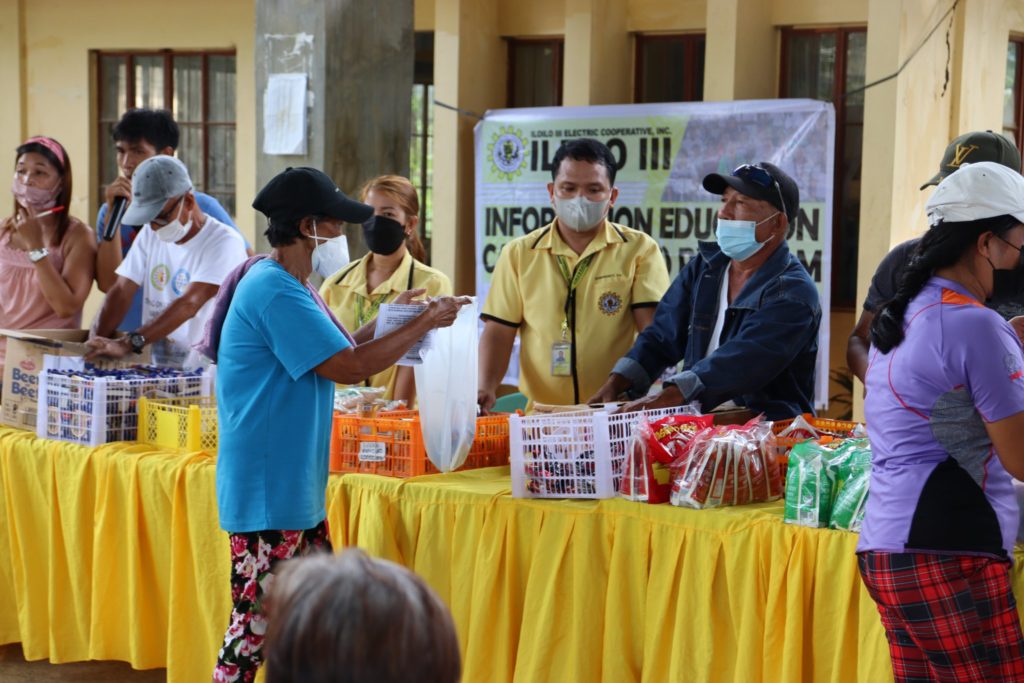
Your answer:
[374,303,434,366]
[263,73,308,155]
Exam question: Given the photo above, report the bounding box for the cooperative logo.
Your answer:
[598,291,623,316]
[150,264,170,291]
[172,268,191,296]
[488,126,529,181]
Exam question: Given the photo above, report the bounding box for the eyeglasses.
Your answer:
[151,195,186,227]
[732,164,786,216]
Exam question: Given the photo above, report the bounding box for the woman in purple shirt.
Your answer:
[861,162,1024,682]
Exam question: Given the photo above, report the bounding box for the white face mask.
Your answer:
[153,197,192,243]
[553,195,610,232]
[309,220,350,278]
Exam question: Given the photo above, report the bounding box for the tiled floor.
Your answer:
[0,644,166,682]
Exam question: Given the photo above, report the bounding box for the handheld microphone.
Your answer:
[102,196,128,241]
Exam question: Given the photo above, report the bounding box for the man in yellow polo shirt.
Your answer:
[478,138,670,408]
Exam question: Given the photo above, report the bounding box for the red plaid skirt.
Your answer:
[858,551,1024,682]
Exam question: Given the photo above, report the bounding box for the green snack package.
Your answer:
[828,440,872,532]
[827,438,871,490]
[784,439,844,528]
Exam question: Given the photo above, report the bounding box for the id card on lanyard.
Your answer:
[551,253,595,377]
[354,259,417,328]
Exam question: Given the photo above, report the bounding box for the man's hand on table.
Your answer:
[84,335,132,361]
[616,383,685,414]
[586,372,631,405]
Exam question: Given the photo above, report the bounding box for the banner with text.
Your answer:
[474,99,835,409]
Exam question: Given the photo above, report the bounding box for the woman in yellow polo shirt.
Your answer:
[320,175,452,404]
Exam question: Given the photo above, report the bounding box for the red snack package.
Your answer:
[672,417,784,508]
[620,417,655,502]
[623,414,713,504]
[671,425,723,507]
[646,414,715,460]
[753,421,784,501]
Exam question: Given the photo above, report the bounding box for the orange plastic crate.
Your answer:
[772,414,860,447]
[329,410,510,477]
[771,414,862,475]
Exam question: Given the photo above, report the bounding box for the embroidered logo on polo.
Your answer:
[171,267,191,296]
[598,291,623,316]
[1005,352,1024,381]
[150,264,170,291]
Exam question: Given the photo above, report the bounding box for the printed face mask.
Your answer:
[11,175,60,212]
[153,197,192,243]
[553,195,610,232]
[715,212,779,261]
[361,215,407,255]
[309,220,351,278]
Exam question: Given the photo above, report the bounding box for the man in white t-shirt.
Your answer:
[88,155,247,368]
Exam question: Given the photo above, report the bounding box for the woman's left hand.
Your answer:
[394,288,427,305]
[13,209,46,251]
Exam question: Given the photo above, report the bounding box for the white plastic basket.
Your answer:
[510,407,682,499]
[36,364,213,447]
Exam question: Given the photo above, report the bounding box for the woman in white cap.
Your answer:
[860,161,1024,681]
[210,167,469,683]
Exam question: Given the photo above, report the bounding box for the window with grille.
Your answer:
[1005,39,1023,153]
[634,33,705,103]
[507,38,563,108]
[781,27,867,308]
[411,32,434,260]
[95,50,237,217]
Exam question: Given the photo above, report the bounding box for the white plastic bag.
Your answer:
[414,300,478,472]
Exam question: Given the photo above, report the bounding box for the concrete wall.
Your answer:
[5,0,256,242]
[0,0,256,324]
[254,0,412,257]
[431,0,506,294]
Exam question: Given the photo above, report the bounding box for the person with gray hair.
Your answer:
[87,155,247,367]
[263,549,461,683]
[210,167,470,683]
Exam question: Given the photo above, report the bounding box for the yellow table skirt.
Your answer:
[3,426,1024,682]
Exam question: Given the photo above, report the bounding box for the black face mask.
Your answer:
[988,237,1024,302]
[361,215,407,255]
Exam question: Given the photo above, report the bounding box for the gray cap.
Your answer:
[122,155,193,225]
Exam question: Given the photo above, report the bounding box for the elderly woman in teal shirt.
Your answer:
[211,167,468,683]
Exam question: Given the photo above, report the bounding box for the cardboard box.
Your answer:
[0,328,148,430]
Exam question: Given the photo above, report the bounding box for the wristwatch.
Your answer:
[28,247,49,263]
[127,332,146,354]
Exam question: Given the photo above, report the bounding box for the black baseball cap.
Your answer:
[920,130,1022,189]
[702,162,800,224]
[252,167,373,224]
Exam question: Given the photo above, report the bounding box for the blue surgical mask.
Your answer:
[715,212,779,261]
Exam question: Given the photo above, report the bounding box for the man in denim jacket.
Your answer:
[589,162,821,420]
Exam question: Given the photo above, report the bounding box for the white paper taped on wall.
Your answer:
[263,73,308,155]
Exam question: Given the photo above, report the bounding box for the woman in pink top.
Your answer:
[0,136,96,374]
